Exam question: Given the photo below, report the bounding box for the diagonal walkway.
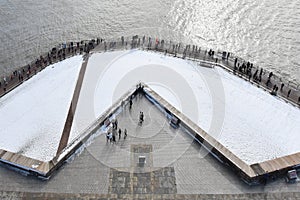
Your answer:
[56,54,90,154]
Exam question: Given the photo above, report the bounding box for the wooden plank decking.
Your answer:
[259,152,300,172]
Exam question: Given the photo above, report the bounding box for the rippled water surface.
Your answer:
[0,0,300,83]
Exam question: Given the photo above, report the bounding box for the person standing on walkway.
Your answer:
[118,128,122,140]
[287,89,291,98]
[112,132,116,144]
[234,58,237,68]
[106,132,110,143]
[121,36,124,46]
[115,119,118,129]
[281,83,285,91]
[109,132,113,143]
[124,129,127,139]
[266,78,271,86]
[139,112,144,125]
[141,112,144,122]
[259,68,263,82]
[269,72,273,79]
[273,85,277,92]
[129,98,133,109]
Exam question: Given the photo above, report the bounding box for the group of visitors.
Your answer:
[106,118,128,144]
[0,38,101,95]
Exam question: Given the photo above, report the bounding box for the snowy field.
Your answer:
[72,50,300,165]
[0,56,83,161]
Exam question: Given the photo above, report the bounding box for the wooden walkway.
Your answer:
[56,54,90,154]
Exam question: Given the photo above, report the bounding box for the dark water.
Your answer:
[1,0,300,84]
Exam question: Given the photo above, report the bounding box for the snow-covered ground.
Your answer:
[0,56,83,162]
[71,50,300,165]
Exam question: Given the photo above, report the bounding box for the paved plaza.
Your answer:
[1,95,300,199]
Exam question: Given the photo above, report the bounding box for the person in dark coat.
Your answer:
[118,129,122,140]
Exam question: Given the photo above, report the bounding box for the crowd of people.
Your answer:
[106,118,128,144]
[105,92,147,144]
[0,39,100,96]
[1,36,300,106]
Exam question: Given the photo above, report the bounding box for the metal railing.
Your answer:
[1,35,300,107]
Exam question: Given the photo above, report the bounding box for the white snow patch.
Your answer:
[0,56,83,161]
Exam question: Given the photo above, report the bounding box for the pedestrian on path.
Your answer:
[129,98,133,109]
[118,128,122,140]
[139,112,144,125]
[124,129,127,139]
[115,119,118,129]
[268,72,273,79]
[106,132,110,143]
[112,133,116,143]
[281,83,285,91]
[287,89,291,98]
[109,132,113,143]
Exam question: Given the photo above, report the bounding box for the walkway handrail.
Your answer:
[1,36,300,108]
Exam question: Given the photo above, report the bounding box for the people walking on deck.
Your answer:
[287,89,291,98]
[106,132,110,143]
[253,69,258,81]
[112,119,118,130]
[268,72,273,79]
[271,85,278,96]
[259,68,263,82]
[118,128,122,140]
[281,83,285,91]
[129,97,133,109]
[121,36,124,45]
[109,132,113,143]
[248,72,252,81]
[234,58,238,67]
[124,129,127,139]
[112,132,116,143]
[139,111,144,125]
[266,78,271,86]
[115,119,118,129]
